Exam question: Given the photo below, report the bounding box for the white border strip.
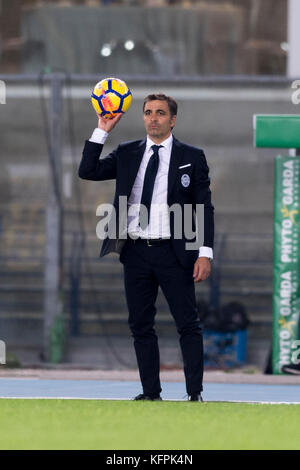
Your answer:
[6,86,291,102]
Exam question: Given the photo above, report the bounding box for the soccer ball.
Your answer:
[91,77,132,119]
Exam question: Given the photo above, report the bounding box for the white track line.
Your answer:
[0,397,299,404]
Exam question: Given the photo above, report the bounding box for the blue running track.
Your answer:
[0,378,300,404]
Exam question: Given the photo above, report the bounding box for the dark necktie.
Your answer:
[139,144,163,230]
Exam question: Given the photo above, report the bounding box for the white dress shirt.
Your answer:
[128,134,172,239]
[89,128,213,260]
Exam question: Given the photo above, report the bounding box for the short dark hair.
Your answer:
[143,94,178,118]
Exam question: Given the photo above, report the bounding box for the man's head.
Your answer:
[143,94,177,143]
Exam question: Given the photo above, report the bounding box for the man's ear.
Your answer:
[170,115,177,129]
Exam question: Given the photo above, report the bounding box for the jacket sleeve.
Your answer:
[78,140,119,181]
[193,150,214,249]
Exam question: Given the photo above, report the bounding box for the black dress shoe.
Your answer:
[282,363,300,375]
[188,393,203,402]
[133,393,162,401]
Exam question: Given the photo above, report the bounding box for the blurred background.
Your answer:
[0,0,296,371]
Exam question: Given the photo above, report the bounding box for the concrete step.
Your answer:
[0,289,271,323]
[0,255,273,281]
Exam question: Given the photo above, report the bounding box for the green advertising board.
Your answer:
[254,115,300,148]
[273,155,300,373]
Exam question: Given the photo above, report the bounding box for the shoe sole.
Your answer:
[133,397,162,401]
[282,368,300,375]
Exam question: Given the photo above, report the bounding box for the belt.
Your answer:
[131,237,171,247]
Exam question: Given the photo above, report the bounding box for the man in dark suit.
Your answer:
[78,94,214,401]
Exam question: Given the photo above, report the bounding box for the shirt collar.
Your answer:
[146,133,173,152]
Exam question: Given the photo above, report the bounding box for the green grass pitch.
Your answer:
[0,399,300,450]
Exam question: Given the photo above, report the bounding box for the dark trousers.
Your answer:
[120,238,204,396]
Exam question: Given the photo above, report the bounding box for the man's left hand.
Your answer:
[193,257,211,283]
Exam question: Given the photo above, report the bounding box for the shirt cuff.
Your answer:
[198,246,213,260]
[89,128,108,144]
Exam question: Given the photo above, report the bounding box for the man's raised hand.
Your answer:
[97,113,123,133]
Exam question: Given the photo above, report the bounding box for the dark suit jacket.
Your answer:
[78,135,214,269]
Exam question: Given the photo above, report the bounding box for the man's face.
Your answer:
[143,100,176,142]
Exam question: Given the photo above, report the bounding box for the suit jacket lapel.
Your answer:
[126,138,146,196]
[168,136,184,202]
